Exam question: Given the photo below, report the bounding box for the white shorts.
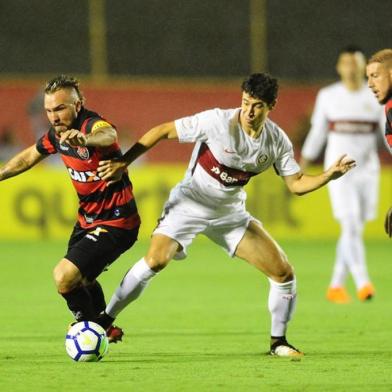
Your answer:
[153,194,259,260]
[327,168,379,221]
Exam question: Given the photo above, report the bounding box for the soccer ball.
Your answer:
[65,321,109,362]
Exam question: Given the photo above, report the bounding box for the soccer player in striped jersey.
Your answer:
[366,49,392,238]
[300,46,385,304]
[97,73,356,357]
[0,75,140,342]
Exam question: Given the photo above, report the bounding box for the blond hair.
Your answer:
[44,75,85,104]
[368,49,392,66]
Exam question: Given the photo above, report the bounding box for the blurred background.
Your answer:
[0,0,391,241]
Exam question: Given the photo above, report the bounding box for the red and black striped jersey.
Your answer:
[385,99,392,148]
[36,107,140,231]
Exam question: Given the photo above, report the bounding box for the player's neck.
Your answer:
[342,78,363,92]
[241,123,264,138]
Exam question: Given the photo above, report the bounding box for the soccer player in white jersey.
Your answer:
[300,46,384,304]
[97,73,355,357]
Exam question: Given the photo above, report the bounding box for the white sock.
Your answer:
[105,258,156,318]
[330,238,349,287]
[268,278,297,337]
[337,217,370,289]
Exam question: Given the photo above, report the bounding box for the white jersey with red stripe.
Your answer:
[302,82,383,221]
[301,82,383,170]
[172,108,300,213]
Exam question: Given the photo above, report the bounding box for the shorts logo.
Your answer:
[68,168,100,182]
[87,227,108,238]
[257,154,268,165]
[77,146,90,160]
[114,209,120,217]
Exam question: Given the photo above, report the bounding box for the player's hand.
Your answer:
[385,207,392,238]
[326,154,356,180]
[97,158,127,185]
[60,129,88,147]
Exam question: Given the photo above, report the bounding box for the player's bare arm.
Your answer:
[385,207,392,238]
[284,154,356,195]
[60,126,117,148]
[97,121,178,183]
[0,144,46,181]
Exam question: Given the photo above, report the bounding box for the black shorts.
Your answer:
[65,223,139,281]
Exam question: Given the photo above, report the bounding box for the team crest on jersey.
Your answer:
[76,146,90,160]
[257,154,268,165]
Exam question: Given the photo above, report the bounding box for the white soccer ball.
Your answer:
[65,321,109,362]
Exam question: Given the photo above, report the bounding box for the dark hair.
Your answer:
[44,74,85,104]
[241,73,278,107]
[338,45,365,56]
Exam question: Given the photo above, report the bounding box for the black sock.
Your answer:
[61,286,96,321]
[85,280,106,315]
[96,312,115,330]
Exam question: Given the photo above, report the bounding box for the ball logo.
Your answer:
[77,146,90,160]
[257,154,268,165]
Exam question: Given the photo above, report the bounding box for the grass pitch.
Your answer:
[0,238,391,391]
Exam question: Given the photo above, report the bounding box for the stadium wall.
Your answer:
[0,81,318,158]
[1,164,391,241]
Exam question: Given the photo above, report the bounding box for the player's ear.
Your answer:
[268,99,277,110]
[75,99,82,113]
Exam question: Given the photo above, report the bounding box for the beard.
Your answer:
[53,125,69,134]
[380,89,392,104]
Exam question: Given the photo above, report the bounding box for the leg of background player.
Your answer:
[339,216,374,301]
[327,238,352,303]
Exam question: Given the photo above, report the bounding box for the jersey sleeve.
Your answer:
[174,109,217,143]
[301,90,329,161]
[36,128,57,155]
[385,104,392,150]
[83,117,114,135]
[274,131,300,176]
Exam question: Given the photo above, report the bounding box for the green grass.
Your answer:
[0,238,391,391]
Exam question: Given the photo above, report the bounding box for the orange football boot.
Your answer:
[357,283,375,301]
[326,287,352,304]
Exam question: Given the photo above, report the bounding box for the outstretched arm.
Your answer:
[283,155,356,196]
[59,125,117,148]
[97,121,178,183]
[0,145,46,181]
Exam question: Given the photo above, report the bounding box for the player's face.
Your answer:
[366,62,392,104]
[44,88,82,134]
[240,92,273,132]
[336,52,365,83]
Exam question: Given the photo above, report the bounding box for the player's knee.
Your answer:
[271,262,295,283]
[145,253,171,272]
[53,262,82,293]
